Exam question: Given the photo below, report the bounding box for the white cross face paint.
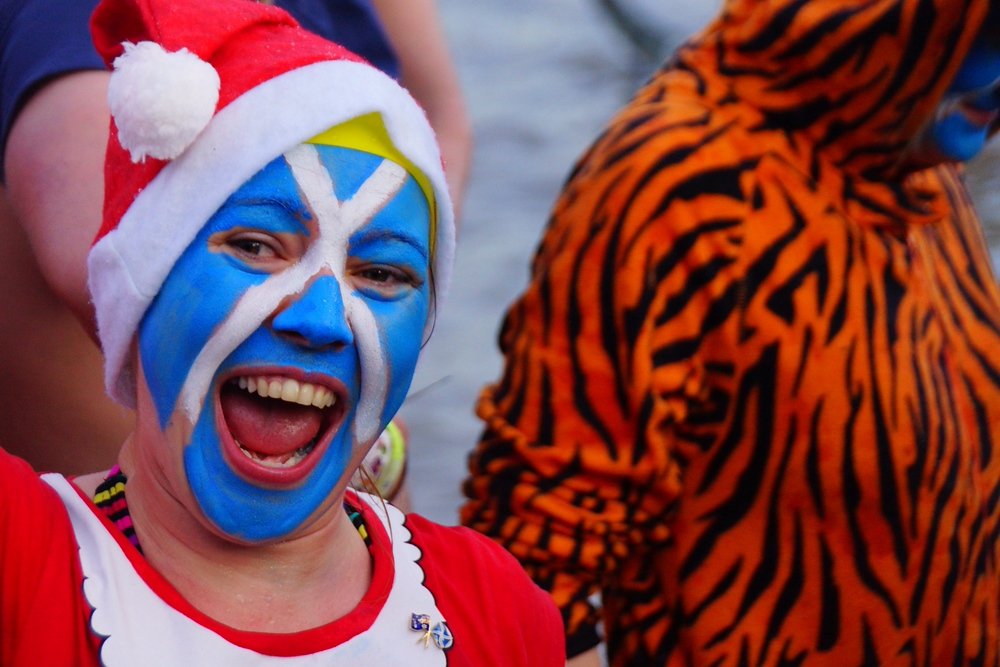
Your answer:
[137,144,432,542]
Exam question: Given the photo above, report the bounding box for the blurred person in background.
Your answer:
[0,0,470,507]
[463,0,1000,664]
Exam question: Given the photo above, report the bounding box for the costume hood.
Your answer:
[678,0,993,179]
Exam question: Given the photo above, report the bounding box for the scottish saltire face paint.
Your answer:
[138,144,431,541]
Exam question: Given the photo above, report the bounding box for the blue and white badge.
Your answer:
[430,621,454,650]
[410,612,454,651]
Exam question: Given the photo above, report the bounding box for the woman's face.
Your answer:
[135,144,431,542]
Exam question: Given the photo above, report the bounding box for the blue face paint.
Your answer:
[927,111,993,162]
[138,144,431,542]
[921,38,1000,162]
[139,157,310,428]
[315,148,431,423]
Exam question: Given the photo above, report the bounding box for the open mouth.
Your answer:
[218,373,346,485]
[959,100,1000,127]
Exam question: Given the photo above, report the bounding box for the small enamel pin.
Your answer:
[410,612,454,650]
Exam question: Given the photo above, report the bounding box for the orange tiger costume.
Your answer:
[462,0,1000,664]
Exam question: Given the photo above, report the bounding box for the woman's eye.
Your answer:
[209,226,309,272]
[352,264,422,297]
[362,267,396,283]
[227,236,277,259]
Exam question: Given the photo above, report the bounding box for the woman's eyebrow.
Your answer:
[227,195,308,214]
[351,228,430,260]
[222,196,313,232]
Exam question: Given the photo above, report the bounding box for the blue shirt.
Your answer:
[0,0,399,179]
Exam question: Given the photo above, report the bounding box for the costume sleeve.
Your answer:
[0,0,104,180]
[0,448,100,665]
[461,95,749,654]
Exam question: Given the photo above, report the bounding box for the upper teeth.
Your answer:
[234,376,336,408]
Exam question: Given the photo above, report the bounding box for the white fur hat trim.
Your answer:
[108,41,220,162]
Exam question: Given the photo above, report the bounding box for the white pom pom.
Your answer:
[108,41,220,163]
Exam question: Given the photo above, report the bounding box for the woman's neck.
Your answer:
[117,459,373,633]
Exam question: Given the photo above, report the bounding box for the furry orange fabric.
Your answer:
[462,0,1000,664]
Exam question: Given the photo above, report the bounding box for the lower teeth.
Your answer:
[237,441,315,468]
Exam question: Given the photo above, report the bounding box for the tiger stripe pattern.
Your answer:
[462,0,1000,664]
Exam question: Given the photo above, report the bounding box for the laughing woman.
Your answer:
[0,0,564,664]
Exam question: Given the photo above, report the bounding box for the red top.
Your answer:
[0,448,564,665]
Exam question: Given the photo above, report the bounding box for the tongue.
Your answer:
[221,387,324,456]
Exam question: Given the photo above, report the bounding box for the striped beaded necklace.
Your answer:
[93,466,371,553]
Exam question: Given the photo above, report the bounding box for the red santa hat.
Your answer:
[87,0,455,406]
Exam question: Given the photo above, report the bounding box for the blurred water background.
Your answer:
[404,0,1000,523]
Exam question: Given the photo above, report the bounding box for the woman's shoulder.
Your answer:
[0,447,64,510]
[405,513,526,573]
[402,513,566,665]
[0,448,81,558]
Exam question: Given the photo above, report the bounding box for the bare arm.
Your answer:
[567,648,603,667]
[371,0,473,227]
[0,70,133,473]
[4,70,111,337]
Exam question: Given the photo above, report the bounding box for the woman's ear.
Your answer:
[128,337,142,391]
[126,336,144,410]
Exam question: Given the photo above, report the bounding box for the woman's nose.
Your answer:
[271,274,353,349]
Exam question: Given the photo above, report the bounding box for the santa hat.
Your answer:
[87,0,455,407]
